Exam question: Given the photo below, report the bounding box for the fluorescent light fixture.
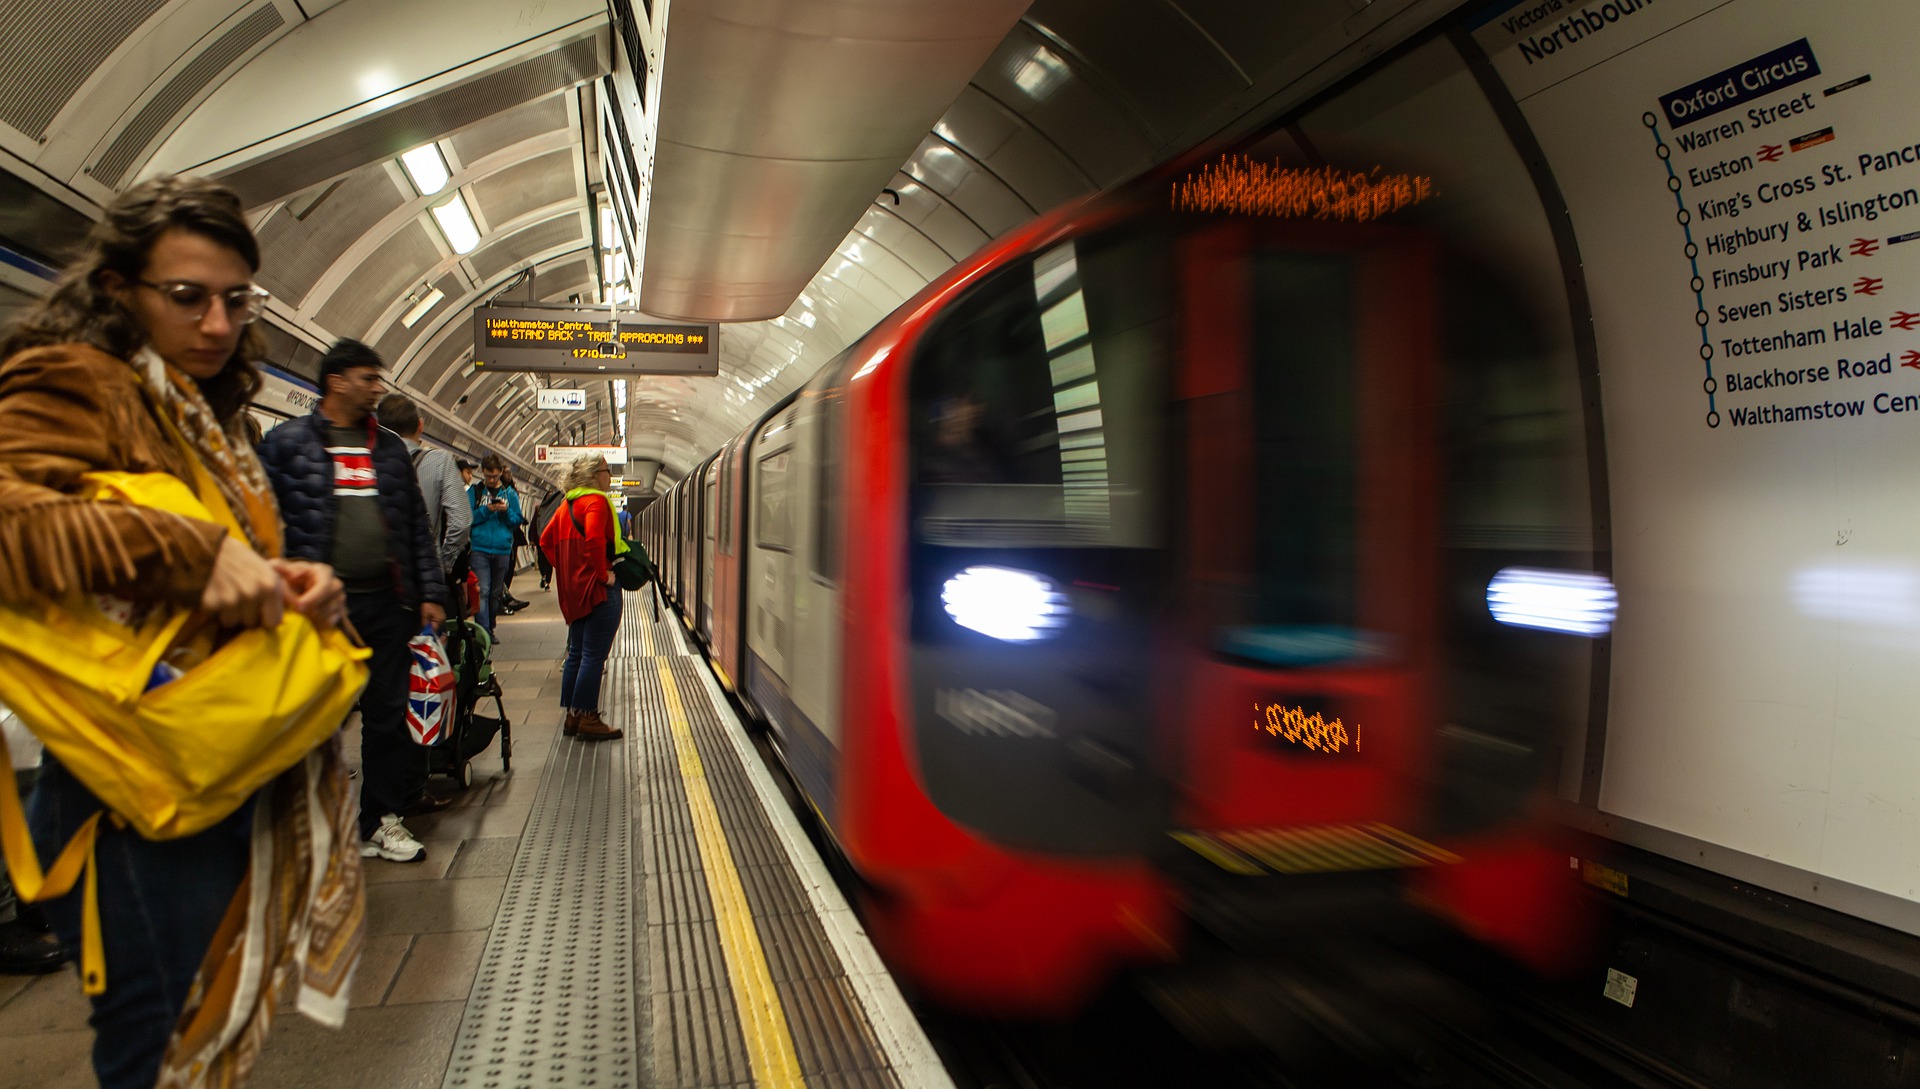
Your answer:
[600,206,618,245]
[1486,567,1617,637]
[431,194,480,254]
[942,566,1070,642]
[603,253,619,284]
[401,144,450,196]
[400,286,445,328]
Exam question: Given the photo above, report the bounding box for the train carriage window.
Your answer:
[718,452,734,555]
[756,450,792,550]
[908,229,1170,548]
[703,476,716,541]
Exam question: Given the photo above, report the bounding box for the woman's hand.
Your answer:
[199,535,285,629]
[271,559,345,628]
[605,570,618,586]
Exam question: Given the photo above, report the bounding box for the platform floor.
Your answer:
[0,585,946,1089]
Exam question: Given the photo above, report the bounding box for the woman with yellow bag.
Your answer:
[0,175,366,1089]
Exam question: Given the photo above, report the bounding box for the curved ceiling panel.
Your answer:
[639,0,1031,321]
[254,164,408,306]
[470,149,580,228]
[314,219,443,338]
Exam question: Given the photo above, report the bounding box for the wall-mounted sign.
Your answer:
[537,388,588,411]
[472,305,718,375]
[534,443,627,466]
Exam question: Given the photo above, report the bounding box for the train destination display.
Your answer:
[472,305,719,375]
[1477,0,1920,923]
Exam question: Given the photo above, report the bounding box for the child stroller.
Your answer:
[431,617,511,788]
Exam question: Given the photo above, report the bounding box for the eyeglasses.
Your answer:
[137,280,272,325]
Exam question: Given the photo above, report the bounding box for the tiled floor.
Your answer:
[0,581,572,1089]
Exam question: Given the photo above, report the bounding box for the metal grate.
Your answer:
[89,3,284,187]
[0,0,167,141]
[442,729,639,1089]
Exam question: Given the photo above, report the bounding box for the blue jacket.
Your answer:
[257,411,450,608]
[468,482,524,556]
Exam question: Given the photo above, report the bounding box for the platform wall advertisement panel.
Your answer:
[1474,0,1920,907]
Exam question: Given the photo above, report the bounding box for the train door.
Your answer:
[1171,221,1439,837]
[744,406,799,724]
[702,451,721,637]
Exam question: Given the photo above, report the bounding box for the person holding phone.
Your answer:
[467,454,523,637]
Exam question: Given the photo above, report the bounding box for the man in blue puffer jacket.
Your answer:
[258,339,450,863]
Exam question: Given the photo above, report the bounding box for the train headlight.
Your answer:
[942,566,1070,642]
[1486,567,1617,636]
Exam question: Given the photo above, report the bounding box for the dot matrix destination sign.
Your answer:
[471,305,718,376]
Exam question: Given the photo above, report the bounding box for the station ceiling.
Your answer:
[0,0,1461,488]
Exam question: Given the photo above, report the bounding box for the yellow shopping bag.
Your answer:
[0,464,369,994]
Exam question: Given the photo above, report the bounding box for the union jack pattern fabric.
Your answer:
[405,629,455,746]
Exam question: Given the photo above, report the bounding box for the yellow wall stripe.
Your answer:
[655,659,806,1088]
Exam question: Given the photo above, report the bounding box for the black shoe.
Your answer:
[399,792,457,817]
[0,919,67,975]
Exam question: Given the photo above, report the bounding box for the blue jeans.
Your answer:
[561,591,623,712]
[472,550,513,632]
[28,759,251,1089]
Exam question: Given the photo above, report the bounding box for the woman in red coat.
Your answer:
[540,454,624,740]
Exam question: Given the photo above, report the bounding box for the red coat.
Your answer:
[540,491,615,623]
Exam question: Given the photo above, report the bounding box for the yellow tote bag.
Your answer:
[0,464,370,994]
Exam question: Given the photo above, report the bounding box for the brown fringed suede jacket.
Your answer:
[0,344,226,606]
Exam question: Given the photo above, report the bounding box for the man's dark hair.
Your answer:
[319,338,383,394]
[480,453,506,472]
[376,392,422,435]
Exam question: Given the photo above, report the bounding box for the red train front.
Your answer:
[644,160,1594,1016]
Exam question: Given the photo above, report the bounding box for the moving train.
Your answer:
[641,148,1599,1016]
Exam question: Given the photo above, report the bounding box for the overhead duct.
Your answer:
[639,0,1031,322]
[142,0,608,208]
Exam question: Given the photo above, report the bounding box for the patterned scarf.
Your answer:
[132,349,365,1088]
[134,348,283,558]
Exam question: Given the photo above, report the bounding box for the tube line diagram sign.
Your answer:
[473,305,718,375]
[537,389,588,411]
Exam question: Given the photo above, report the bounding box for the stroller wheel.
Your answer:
[457,761,473,789]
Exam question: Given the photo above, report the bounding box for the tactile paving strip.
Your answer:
[441,703,639,1089]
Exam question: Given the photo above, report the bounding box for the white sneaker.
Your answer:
[361,815,427,863]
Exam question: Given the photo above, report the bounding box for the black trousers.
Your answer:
[348,593,426,838]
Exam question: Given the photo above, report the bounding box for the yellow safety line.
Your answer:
[655,660,805,1088]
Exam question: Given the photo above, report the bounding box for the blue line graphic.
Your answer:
[1644,111,1719,427]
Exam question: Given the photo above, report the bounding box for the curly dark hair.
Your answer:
[0,174,265,423]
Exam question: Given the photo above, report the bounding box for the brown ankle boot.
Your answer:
[574,710,623,741]
[563,710,581,737]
